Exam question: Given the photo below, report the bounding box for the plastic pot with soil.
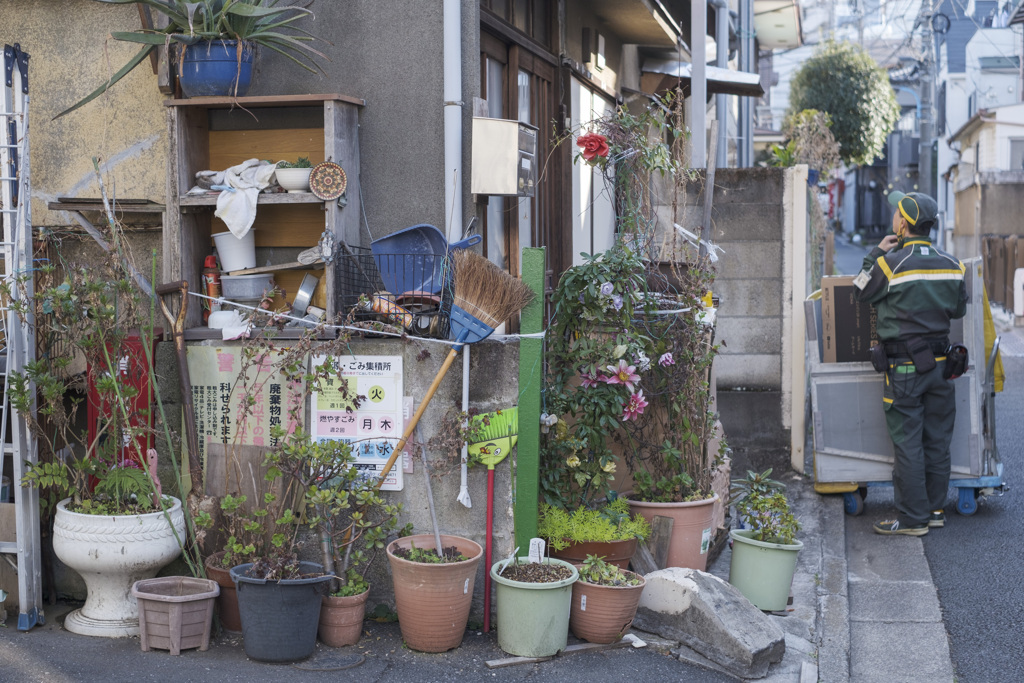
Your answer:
[569,556,646,644]
[490,557,579,657]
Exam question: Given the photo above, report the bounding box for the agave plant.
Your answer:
[58,0,327,118]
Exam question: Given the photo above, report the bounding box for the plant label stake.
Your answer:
[496,548,519,576]
[528,538,545,564]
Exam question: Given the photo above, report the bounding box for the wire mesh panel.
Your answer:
[336,246,452,338]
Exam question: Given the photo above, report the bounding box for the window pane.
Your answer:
[487,58,504,117]
[489,0,508,19]
[517,70,531,125]
[517,68,533,256]
[533,1,548,46]
[514,0,528,31]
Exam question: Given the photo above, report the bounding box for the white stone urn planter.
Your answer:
[52,497,186,638]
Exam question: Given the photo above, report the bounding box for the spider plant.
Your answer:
[57,0,328,118]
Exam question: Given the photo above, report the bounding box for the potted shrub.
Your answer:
[539,498,650,569]
[58,0,327,117]
[541,101,727,572]
[11,242,198,639]
[274,157,314,193]
[728,471,803,611]
[569,555,646,644]
[196,430,336,663]
[386,535,483,653]
[490,556,579,657]
[297,436,409,648]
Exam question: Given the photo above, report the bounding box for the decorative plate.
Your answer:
[309,162,347,200]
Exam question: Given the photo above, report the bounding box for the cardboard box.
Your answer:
[820,276,878,363]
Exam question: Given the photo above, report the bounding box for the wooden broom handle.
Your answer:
[373,346,461,491]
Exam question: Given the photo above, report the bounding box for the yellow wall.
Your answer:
[1,0,168,227]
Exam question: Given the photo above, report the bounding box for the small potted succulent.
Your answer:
[728,470,802,611]
[539,497,650,569]
[274,157,314,193]
[569,555,646,644]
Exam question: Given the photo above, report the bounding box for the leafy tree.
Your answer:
[789,40,900,167]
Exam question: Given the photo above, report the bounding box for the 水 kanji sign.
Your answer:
[310,355,404,491]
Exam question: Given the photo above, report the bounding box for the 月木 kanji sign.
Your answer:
[310,355,404,491]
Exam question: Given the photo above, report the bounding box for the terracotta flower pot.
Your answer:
[569,571,646,644]
[386,534,482,653]
[204,552,242,633]
[318,589,369,647]
[627,494,719,571]
[549,537,638,569]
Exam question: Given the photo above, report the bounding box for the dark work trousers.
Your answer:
[883,358,956,526]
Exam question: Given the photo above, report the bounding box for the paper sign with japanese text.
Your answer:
[185,346,306,469]
[310,355,404,491]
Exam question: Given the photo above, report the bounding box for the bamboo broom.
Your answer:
[373,250,533,491]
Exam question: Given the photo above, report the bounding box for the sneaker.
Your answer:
[929,511,946,528]
[873,519,929,536]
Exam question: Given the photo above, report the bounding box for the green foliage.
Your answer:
[538,499,650,551]
[577,555,642,587]
[789,40,900,167]
[58,0,328,118]
[277,156,312,169]
[396,540,468,564]
[729,468,786,505]
[735,484,800,545]
[768,140,798,168]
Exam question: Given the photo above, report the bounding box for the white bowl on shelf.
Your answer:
[274,167,312,193]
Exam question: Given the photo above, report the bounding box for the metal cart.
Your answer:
[810,258,1007,516]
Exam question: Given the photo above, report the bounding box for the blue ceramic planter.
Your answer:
[179,40,254,98]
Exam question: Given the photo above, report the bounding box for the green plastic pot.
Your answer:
[490,558,578,657]
[728,529,803,611]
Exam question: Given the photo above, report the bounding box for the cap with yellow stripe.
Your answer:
[887,190,938,227]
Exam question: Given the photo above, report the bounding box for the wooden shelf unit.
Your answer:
[165,94,363,328]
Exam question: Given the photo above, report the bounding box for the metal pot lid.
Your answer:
[290,274,320,317]
[309,162,347,200]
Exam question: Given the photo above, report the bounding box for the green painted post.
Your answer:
[516,247,545,550]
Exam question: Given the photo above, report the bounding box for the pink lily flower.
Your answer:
[580,372,603,388]
[604,359,641,392]
[622,390,649,421]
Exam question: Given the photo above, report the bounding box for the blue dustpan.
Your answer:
[371,224,481,296]
[449,304,496,349]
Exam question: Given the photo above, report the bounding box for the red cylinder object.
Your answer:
[202,254,222,323]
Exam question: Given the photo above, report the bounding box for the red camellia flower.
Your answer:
[577,132,609,162]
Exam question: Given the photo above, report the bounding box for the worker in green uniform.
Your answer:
[853,191,967,536]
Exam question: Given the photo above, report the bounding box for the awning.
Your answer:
[753,0,803,49]
[587,0,681,47]
[641,59,765,97]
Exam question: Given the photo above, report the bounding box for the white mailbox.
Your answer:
[471,117,537,197]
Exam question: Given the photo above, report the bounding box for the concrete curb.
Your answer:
[816,491,850,683]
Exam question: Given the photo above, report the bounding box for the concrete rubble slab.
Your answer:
[633,567,786,679]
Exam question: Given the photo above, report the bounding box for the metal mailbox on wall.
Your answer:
[471,117,537,197]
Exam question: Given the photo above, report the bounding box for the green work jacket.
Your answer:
[853,237,968,342]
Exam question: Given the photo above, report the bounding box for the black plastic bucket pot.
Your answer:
[230,562,330,662]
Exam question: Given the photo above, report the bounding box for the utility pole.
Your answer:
[919,0,936,199]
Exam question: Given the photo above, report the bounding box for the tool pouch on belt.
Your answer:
[869,344,888,373]
[906,337,937,374]
[943,344,969,380]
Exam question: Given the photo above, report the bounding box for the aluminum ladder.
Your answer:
[0,43,42,631]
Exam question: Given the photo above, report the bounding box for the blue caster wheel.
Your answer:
[844,490,865,516]
[956,487,979,516]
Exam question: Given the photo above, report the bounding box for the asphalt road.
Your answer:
[925,351,1024,683]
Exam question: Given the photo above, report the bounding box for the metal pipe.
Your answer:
[690,0,707,167]
[443,0,463,242]
[714,0,729,169]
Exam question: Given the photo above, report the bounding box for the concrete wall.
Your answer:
[655,167,808,454]
[1,2,168,234]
